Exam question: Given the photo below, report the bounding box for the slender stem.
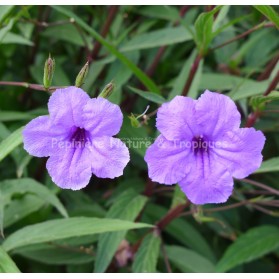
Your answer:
[90,6,119,61]
[211,22,274,51]
[241,178,279,196]
[0,81,66,92]
[181,54,202,96]
[245,70,279,127]
[257,52,279,81]
[161,240,172,273]
[156,202,190,230]
[143,178,156,197]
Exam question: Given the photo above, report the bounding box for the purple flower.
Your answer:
[144,90,265,204]
[23,86,129,190]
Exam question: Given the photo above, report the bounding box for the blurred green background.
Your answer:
[0,5,279,273]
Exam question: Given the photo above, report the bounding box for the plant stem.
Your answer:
[0,81,66,92]
[211,22,274,51]
[181,54,202,96]
[90,6,119,61]
[245,70,279,127]
[241,178,279,196]
[156,202,190,230]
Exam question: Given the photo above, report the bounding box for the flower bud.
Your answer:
[43,54,55,90]
[128,113,141,128]
[98,82,115,99]
[75,61,89,88]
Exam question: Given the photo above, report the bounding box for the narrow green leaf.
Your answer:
[194,6,222,54]
[1,178,68,218]
[254,157,279,174]
[166,245,215,272]
[171,185,187,209]
[254,5,279,29]
[120,26,192,52]
[0,111,33,121]
[0,126,23,163]
[128,86,166,104]
[2,217,152,252]
[216,226,279,272]
[168,50,197,100]
[132,232,161,272]
[250,91,279,111]
[145,204,215,262]
[0,246,20,273]
[94,190,147,272]
[52,6,160,93]
[1,32,34,46]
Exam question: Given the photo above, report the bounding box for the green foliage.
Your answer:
[94,190,147,272]
[254,5,279,29]
[216,226,279,272]
[0,5,278,273]
[2,217,152,252]
[132,232,161,272]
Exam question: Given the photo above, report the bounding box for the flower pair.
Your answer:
[23,87,265,205]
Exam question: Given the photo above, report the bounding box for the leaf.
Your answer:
[132,232,161,272]
[13,235,98,265]
[165,245,215,272]
[145,204,215,262]
[171,185,187,209]
[118,116,150,157]
[1,178,68,216]
[250,91,279,111]
[194,6,221,54]
[52,6,160,93]
[135,6,179,21]
[120,26,192,52]
[2,217,152,252]
[216,226,279,272]
[0,126,23,163]
[254,5,279,29]
[0,111,33,121]
[94,190,147,272]
[128,86,166,104]
[0,246,20,273]
[1,32,34,46]
[168,50,197,100]
[254,157,279,174]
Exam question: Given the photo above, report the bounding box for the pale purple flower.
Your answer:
[23,86,129,190]
[144,90,265,204]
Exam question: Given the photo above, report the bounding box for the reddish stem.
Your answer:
[181,54,202,96]
[245,70,279,127]
[156,202,190,230]
[90,6,119,61]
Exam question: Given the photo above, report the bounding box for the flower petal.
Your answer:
[48,86,90,127]
[195,90,241,138]
[212,128,265,179]
[144,135,193,185]
[179,152,234,204]
[46,146,92,190]
[23,116,68,157]
[89,136,129,178]
[156,96,199,141]
[82,97,123,137]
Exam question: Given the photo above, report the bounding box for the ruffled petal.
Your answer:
[89,136,129,178]
[144,135,194,185]
[46,146,92,190]
[82,97,123,137]
[195,90,241,139]
[212,128,265,179]
[156,96,199,141]
[23,116,68,157]
[48,86,90,127]
[179,152,234,204]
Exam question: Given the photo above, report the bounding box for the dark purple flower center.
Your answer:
[192,135,209,154]
[70,127,89,146]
